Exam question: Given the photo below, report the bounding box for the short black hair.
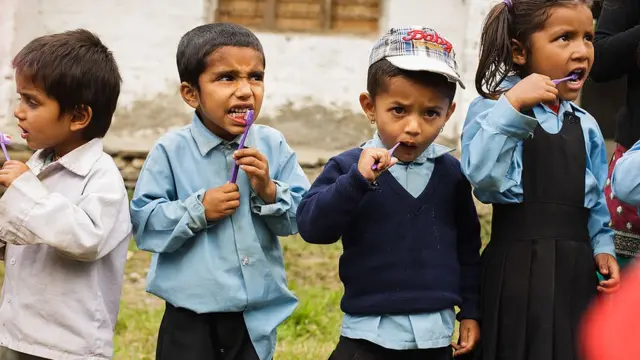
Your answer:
[12,28,122,140]
[367,59,456,104]
[177,23,265,89]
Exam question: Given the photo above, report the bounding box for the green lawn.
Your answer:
[0,189,491,359]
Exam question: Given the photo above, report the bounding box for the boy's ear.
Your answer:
[68,105,92,133]
[511,39,527,66]
[359,92,376,123]
[180,82,200,109]
[444,101,456,123]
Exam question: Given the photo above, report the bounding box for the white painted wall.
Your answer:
[0,0,493,151]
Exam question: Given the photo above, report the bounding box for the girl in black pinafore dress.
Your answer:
[460,0,621,359]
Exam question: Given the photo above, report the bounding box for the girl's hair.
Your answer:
[475,0,592,99]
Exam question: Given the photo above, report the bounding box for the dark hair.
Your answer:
[12,29,122,140]
[367,59,456,104]
[177,23,265,89]
[475,0,592,99]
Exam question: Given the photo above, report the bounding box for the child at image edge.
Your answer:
[130,23,310,360]
[461,0,621,359]
[0,29,131,360]
[297,26,482,360]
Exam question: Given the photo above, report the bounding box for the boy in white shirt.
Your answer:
[0,29,131,360]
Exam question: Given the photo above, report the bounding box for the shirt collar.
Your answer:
[361,132,454,164]
[189,112,247,156]
[30,138,104,176]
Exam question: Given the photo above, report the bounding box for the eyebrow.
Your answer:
[390,100,446,111]
[210,69,265,76]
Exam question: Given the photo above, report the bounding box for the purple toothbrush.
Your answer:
[552,73,579,85]
[0,133,11,161]
[371,142,400,170]
[230,110,255,184]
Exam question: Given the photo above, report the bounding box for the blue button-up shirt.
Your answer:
[461,76,615,256]
[130,114,310,360]
[340,133,456,350]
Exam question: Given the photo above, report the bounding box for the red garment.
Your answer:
[605,144,640,259]
[580,262,640,360]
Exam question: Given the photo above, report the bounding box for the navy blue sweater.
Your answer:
[296,148,481,320]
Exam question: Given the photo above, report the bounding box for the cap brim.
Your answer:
[387,55,465,89]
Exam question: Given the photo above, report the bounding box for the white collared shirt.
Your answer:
[0,138,132,359]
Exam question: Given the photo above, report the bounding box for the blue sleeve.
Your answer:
[461,96,538,203]
[130,144,208,253]
[453,168,482,321]
[612,140,640,207]
[249,138,310,236]
[586,122,616,256]
[296,158,376,244]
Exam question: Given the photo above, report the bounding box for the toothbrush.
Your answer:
[371,142,400,170]
[0,133,11,161]
[552,73,579,85]
[230,110,255,184]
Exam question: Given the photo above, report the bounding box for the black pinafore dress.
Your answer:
[480,106,598,360]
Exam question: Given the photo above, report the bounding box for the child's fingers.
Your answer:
[240,165,266,178]
[451,342,462,351]
[234,148,266,162]
[236,156,266,170]
[223,200,240,210]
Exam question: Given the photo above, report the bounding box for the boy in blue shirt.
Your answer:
[296,26,482,360]
[130,23,310,360]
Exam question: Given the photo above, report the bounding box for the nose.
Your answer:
[13,102,25,121]
[571,40,590,61]
[235,79,252,99]
[404,115,421,137]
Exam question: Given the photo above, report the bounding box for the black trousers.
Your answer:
[328,336,453,360]
[156,302,260,360]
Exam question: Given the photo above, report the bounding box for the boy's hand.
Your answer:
[0,160,30,187]
[452,319,480,357]
[202,183,240,221]
[357,148,398,183]
[505,73,558,110]
[233,148,276,204]
[595,253,621,293]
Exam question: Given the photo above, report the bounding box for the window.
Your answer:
[215,0,381,34]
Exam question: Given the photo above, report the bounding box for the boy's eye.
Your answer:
[391,107,405,115]
[425,110,440,118]
[218,75,234,81]
[558,34,570,42]
[584,34,594,42]
[250,73,264,81]
[18,96,38,108]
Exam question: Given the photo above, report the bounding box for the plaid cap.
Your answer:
[370,26,465,89]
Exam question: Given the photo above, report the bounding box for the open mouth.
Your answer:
[18,126,28,139]
[399,141,417,148]
[227,105,254,125]
[567,68,586,84]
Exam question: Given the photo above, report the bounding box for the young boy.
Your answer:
[130,23,310,360]
[296,27,482,360]
[0,29,131,359]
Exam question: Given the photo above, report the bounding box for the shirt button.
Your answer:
[241,256,249,266]
[9,258,15,265]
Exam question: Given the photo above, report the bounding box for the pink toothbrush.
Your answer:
[0,133,11,161]
[552,73,579,85]
[230,110,255,184]
[371,142,400,170]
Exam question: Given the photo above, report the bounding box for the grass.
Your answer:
[0,189,492,359]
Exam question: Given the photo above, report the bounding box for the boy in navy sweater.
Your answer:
[296,27,482,360]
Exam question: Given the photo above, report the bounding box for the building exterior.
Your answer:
[0,0,493,159]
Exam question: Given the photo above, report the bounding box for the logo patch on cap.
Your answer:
[402,30,453,54]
